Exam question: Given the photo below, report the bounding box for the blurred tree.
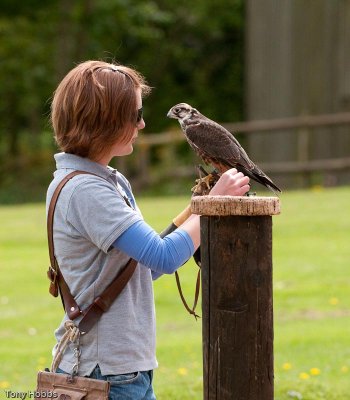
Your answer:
[145,0,244,129]
[0,0,244,202]
[0,2,56,156]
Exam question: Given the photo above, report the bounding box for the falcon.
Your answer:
[167,103,281,195]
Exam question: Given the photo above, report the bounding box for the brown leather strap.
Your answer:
[175,268,201,320]
[160,217,202,320]
[47,171,92,302]
[79,258,138,334]
[47,170,138,334]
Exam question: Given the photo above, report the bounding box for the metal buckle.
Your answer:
[47,266,57,283]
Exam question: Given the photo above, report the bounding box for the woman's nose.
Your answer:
[137,118,145,129]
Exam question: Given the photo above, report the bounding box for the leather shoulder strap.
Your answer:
[79,258,138,334]
[47,171,92,298]
[47,170,138,333]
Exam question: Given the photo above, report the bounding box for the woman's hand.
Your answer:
[178,169,250,250]
[209,168,250,196]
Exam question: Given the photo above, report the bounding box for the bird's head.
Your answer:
[167,103,199,121]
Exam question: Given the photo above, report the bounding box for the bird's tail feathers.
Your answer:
[265,183,282,197]
[256,172,282,195]
[237,165,282,196]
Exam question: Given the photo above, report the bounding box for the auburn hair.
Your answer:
[51,60,151,160]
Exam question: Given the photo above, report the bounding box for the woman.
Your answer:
[47,60,250,399]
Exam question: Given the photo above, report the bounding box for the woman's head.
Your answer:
[51,60,151,161]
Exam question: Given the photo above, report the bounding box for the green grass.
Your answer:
[0,187,350,399]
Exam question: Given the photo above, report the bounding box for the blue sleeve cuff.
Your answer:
[112,220,194,278]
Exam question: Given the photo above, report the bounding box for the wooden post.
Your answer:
[191,196,280,400]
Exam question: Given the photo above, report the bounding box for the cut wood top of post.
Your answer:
[191,196,280,216]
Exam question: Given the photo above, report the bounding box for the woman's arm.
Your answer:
[113,168,249,278]
[113,220,194,275]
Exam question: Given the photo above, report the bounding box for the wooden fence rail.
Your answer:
[117,112,350,191]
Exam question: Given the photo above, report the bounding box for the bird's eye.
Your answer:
[175,107,181,113]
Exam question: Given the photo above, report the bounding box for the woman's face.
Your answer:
[115,88,145,157]
[98,88,145,165]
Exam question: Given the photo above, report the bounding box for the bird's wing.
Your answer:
[185,117,282,194]
[185,119,254,170]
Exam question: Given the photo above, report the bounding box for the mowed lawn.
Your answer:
[0,187,349,399]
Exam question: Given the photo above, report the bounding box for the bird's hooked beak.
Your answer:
[167,103,193,120]
[167,107,176,119]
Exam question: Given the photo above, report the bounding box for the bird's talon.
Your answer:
[191,174,218,196]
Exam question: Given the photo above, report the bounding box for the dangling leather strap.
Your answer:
[160,215,201,320]
[175,269,201,320]
[47,170,137,334]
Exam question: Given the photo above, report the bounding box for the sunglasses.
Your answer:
[136,107,143,123]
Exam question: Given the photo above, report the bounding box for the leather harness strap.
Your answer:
[160,221,201,319]
[47,170,137,334]
[48,170,200,331]
[79,257,137,334]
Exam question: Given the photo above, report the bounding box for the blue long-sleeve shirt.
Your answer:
[113,220,194,280]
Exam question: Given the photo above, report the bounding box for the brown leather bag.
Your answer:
[37,171,138,399]
[36,370,110,400]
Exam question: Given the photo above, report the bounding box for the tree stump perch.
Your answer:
[191,196,280,400]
